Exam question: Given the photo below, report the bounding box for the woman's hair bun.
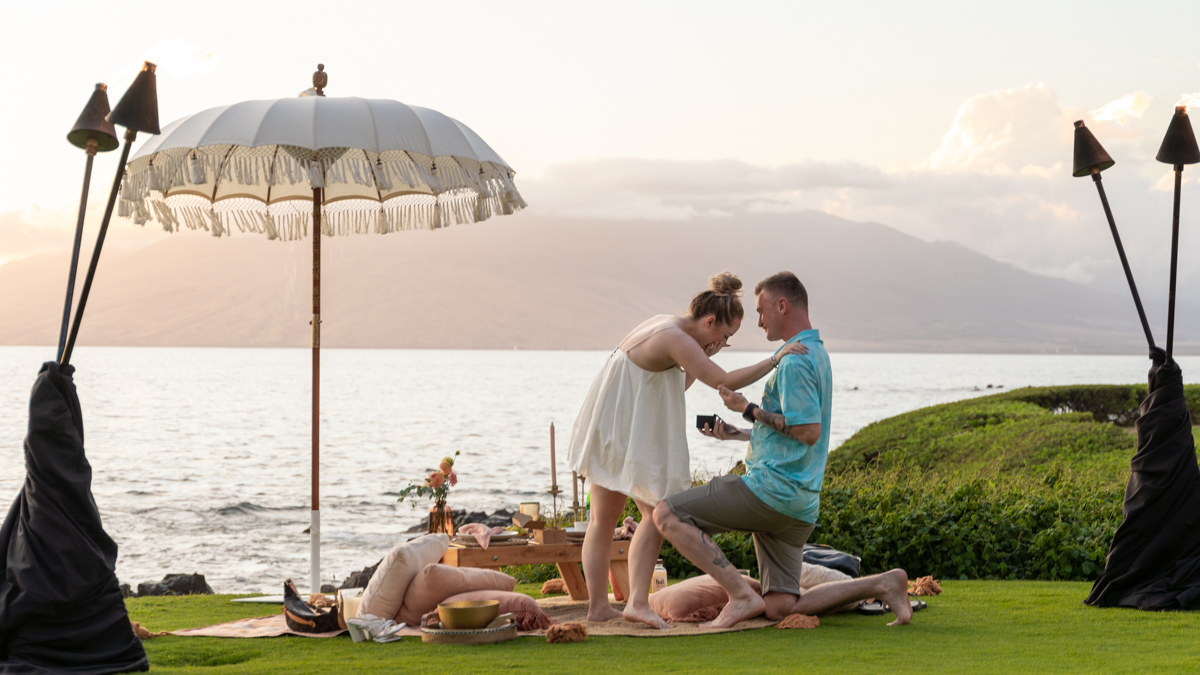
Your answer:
[708,271,743,297]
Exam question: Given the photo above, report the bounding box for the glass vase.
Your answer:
[428,501,454,536]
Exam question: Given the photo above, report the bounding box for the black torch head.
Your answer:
[67,83,119,152]
[106,61,160,135]
[1073,120,1115,177]
[1155,106,1200,166]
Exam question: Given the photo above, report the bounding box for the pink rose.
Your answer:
[426,472,446,489]
[449,472,458,487]
[440,460,453,474]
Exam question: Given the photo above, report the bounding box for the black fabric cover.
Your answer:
[0,362,147,673]
[1086,349,1200,610]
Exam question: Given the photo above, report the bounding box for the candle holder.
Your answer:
[1154,106,1200,361]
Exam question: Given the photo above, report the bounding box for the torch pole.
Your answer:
[61,130,137,368]
[58,141,98,361]
[1167,165,1183,361]
[1092,171,1157,352]
[311,187,322,595]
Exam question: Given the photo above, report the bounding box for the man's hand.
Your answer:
[717,385,749,413]
[699,417,750,441]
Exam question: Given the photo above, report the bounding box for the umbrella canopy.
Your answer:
[120,95,525,238]
[114,70,525,593]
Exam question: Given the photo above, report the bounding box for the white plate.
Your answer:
[458,531,521,542]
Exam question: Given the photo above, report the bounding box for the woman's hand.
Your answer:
[703,339,726,357]
[776,341,809,360]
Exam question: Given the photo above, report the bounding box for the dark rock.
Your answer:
[137,573,214,597]
[404,508,467,533]
[320,583,338,593]
[119,583,134,598]
[341,560,382,589]
[402,508,518,534]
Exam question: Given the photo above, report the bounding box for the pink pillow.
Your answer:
[441,590,554,631]
[397,564,516,625]
[357,534,449,621]
[647,574,760,622]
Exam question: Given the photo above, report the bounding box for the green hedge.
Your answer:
[657,466,1122,582]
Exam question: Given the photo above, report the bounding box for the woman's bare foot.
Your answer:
[587,604,624,622]
[877,569,912,626]
[623,602,672,629]
[701,593,765,630]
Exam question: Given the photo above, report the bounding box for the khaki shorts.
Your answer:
[664,474,815,597]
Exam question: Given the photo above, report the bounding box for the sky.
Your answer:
[4,0,1200,300]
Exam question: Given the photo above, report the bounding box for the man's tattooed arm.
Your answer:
[703,533,731,568]
[751,408,821,445]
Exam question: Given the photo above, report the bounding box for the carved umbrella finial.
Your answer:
[313,64,327,97]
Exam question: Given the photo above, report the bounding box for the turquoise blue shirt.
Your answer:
[741,329,832,524]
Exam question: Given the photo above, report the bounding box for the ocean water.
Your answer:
[0,346,1186,593]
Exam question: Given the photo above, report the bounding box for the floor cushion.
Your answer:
[357,534,449,621]
[440,590,554,631]
[397,564,516,625]
[648,574,760,622]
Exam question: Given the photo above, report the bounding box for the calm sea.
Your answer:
[0,346,1187,592]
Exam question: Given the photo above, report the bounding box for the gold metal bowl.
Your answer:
[437,600,500,630]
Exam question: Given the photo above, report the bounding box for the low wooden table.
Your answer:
[441,540,631,602]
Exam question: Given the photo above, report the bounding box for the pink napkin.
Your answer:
[458,523,507,549]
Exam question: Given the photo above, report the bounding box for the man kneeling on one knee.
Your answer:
[652,272,913,628]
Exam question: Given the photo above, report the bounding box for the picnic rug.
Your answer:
[168,596,774,639]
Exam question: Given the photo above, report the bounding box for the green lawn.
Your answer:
[128,582,1200,674]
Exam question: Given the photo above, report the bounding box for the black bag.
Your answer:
[803,544,861,577]
[283,580,344,634]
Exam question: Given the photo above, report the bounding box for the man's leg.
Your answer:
[652,501,765,629]
[786,570,913,626]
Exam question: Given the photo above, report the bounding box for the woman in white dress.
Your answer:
[567,272,806,627]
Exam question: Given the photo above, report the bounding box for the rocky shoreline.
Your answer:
[123,508,518,597]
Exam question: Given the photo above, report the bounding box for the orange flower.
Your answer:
[426,472,446,489]
[440,460,453,474]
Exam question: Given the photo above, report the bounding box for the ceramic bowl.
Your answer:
[437,600,500,630]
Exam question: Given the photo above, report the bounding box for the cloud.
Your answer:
[0,202,170,267]
[106,40,221,90]
[522,83,1191,291]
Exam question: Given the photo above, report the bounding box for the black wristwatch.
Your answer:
[742,403,759,424]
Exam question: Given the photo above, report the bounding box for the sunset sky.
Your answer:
[4,0,1200,299]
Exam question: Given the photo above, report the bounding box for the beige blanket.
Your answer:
[169,596,774,639]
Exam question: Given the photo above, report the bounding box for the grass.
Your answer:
[127,582,1200,674]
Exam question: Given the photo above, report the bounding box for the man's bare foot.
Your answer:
[587,604,623,622]
[701,593,766,630]
[623,602,672,629]
[877,569,912,626]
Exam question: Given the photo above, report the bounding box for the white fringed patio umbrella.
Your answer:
[118,65,526,593]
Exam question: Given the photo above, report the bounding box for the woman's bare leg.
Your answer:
[582,484,625,622]
[622,499,671,629]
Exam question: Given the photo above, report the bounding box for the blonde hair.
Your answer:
[687,272,745,326]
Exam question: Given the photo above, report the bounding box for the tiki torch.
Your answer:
[1073,120,1157,352]
[1155,106,1200,362]
[60,62,160,367]
[60,84,119,362]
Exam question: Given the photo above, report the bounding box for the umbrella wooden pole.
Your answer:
[61,131,137,368]
[311,187,322,595]
[58,142,98,362]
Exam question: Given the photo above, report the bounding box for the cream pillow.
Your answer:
[357,533,449,620]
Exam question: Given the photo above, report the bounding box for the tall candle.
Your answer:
[550,423,557,489]
[572,470,579,506]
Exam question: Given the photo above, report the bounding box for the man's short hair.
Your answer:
[754,272,808,311]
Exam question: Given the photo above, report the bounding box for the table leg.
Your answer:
[556,562,589,601]
[609,560,631,601]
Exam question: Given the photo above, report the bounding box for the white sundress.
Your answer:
[567,330,690,506]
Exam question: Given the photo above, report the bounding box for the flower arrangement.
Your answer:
[397,451,460,506]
